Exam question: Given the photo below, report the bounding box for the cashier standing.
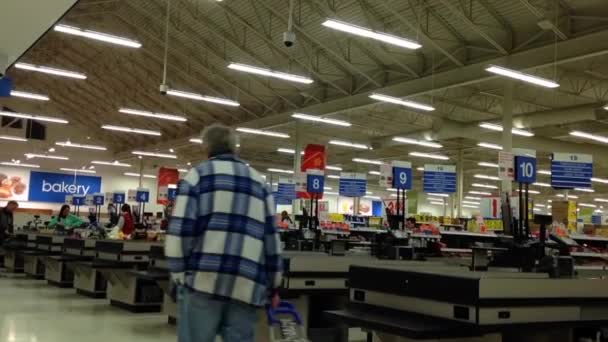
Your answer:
[166,124,283,342]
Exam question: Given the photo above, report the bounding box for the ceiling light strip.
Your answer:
[485,65,559,88]
[91,160,131,167]
[131,151,177,159]
[166,90,240,107]
[236,127,290,138]
[119,108,187,122]
[409,152,449,160]
[0,111,68,124]
[15,63,86,79]
[329,140,370,150]
[369,93,435,111]
[56,141,107,151]
[291,113,351,127]
[101,125,161,136]
[55,24,141,48]
[321,19,421,49]
[10,90,49,101]
[392,137,442,148]
[228,63,313,84]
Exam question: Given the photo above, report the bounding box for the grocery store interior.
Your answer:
[3,0,608,341]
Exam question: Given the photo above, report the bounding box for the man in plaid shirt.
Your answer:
[166,124,283,342]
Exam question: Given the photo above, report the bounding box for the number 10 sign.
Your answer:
[514,149,537,184]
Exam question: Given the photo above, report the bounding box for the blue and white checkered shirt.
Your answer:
[165,154,283,307]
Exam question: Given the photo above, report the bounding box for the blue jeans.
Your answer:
[177,286,258,342]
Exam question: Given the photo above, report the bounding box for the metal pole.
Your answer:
[293,122,303,215]
[524,183,530,237]
[518,182,523,240]
[457,149,464,218]
[138,158,144,188]
[501,81,514,194]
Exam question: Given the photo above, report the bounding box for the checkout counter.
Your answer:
[2,232,32,272]
[23,234,65,279]
[93,240,164,313]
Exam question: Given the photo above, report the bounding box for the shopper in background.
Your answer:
[166,124,283,342]
[49,204,85,229]
[405,217,417,230]
[280,210,293,224]
[107,203,119,226]
[0,200,18,245]
[114,204,135,237]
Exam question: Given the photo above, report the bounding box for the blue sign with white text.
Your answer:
[423,165,456,193]
[551,153,593,189]
[28,171,102,203]
[392,167,412,190]
[307,174,325,194]
[136,190,150,203]
[339,173,367,197]
[275,183,296,205]
[168,188,178,201]
[93,194,105,206]
[515,156,537,184]
[113,192,126,204]
[72,196,85,206]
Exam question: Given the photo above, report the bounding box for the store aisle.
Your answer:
[0,274,176,342]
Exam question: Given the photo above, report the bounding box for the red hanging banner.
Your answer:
[297,144,326,199]
[157,167,180,205]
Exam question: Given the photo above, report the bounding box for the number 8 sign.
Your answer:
[515,156,537,184]
[307,174,325,194]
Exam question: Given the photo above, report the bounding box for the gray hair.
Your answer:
[202,124,238,157]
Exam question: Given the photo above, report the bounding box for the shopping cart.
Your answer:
[267,301,310,342]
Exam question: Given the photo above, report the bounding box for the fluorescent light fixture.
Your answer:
[15,62,86,79]
[228,63,313,84]
[124,172,156,179]
[477,142,502,150]
[0,111,68,124]
[538,170,551,175]
[427,193,449,198]
[0,135,27,142]
[321,19,421,49]
[594,198,608,203]
[10,90,49,101]
[479,122,534,137]
[366,191,373,195]
[485,65,559,88]
[25,153,68,160]
[417,167,424,171]
[392,137,442,148]
[55,141,107,151]
[352,158,383,165]
[472,183,498,189]
[324,191,339,195]
[236,127,289,138]
[474,174,500,181]
[54,24,141,48]
[277,148,304,155]
[478,162,499,168]
[60,168,96,174]
[368,171,381,176]
[575,187,595,193]
[369,93,435,111]
[267,168,294,174]
[91,160,131,167]
[119,108,187,122]
[0,162,39,168]
[570,131,608,144]
[409,152,449,160]
[465,196,481,200]
[189,138,203,144]
[579,203,597,208]
[326,165,342,171]
[386,188,398,192]
[324,187,333,191]
[291,113,351,127]
[390,194,399,198]
[556,194,578,199]
[101,125,161,136]
[327,175,340,179]
[533,182,551,187]
[469,190,492,196]
[463,205,480,209]
[329,140,370,150]
[430,201,445,206]
[592,177,608,184]
[463,200,481,205]
[178,168,189,173]
[364,195,381,200]
[516,189,541,194]
[427,197,446,202]
[166,90,240,107]
[131,151,177,159]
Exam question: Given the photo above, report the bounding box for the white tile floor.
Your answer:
[0,273,176,342]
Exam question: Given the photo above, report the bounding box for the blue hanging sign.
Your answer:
[275,179,296,205]
[339,172,367,197]
[392,161,412,190]
[514,149,537,184]
[168,187,178,201]
[72,196,85,206]
[592,215,602,225]
[93,193,105,206]
[423,164,456,193]
[551,153,593,189]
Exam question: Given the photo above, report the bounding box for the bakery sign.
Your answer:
[0,166,31,201]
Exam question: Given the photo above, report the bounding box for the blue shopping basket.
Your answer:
[266,301,310,342]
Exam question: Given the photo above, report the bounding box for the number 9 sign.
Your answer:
[392,167,412,190]
[515,156,537,184]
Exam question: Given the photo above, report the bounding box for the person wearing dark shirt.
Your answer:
[281,210,293,224]
[405,217,417,230]
[0,201,18,245]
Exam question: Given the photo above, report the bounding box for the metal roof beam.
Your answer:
[438,0,508,54]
